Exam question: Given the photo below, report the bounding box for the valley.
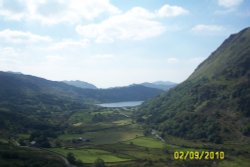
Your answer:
[0,25,249,167]
[1,104,250,167]
[1,0,250,166]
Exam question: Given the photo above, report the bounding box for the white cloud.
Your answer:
[0,1,188,25]
[45,55,65,62]
[167,57,179,64]
[0,47,18,61]
[157,4,189,17]
[0,9,24,21]
[191,24,225,34]
[68,0,121,20]
[76,4,188,42]
[218,0,244,8]
[93,54,114,60]
[0,29,52,43]
[76,9,166,42]
[0,47,25,70]
[49,39,90,50]
[0,0,121,25]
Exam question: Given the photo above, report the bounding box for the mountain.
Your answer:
[0,72,163,132]
[138,27,250,143]
[0,71,91,107]
[6,71,23,75]
[63,80,97,89]
[140,81,177,90]
[0,72,162,104]
[0,71,93,132]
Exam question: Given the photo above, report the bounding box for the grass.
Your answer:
[92,110,116,115]
[70,122,117,132]
[50,148,131,163]
[59,125,143,145]
[48,106,250,166]
[166,135,222,150]
[112,119,132,125]
[68,111,93,124]
[84,130,142,144]
[217,156,250,167]
[72,122,82,127]
[69,107,135,126]
[18,133,30,139]
[98,142,167,161]
[0,138,8,144]
[125,136,165,149]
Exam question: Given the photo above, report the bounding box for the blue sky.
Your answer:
[0,0,249,88]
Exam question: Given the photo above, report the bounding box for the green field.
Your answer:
[61,108,245,166]
[112,119,132,126]
[50,148,131,163]
[0,138,8,144]
[3,106,250,167]
[59,123,143,145]
[68,111,93,124]
[125,136,165,149]
[217,156,250,167]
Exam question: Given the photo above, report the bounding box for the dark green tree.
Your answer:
[67,152,76,164]
[94,158,105,167]
[75,159,85,167]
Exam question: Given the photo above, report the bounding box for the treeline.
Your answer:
[0,144,66,167]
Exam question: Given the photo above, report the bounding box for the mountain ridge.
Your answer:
[138,27,250,143]
[0,71,163,133]
[0,71,163,104]
[63,80,97,89]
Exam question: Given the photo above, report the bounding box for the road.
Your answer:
[151,129,165,142]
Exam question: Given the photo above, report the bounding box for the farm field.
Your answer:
[59,125,143,145]
[47,107,171,165]
[50,148,131,163]
[4,106,250,167]
[43,107,246,167]
[124,136,165,149]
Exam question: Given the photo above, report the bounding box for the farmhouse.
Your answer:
[72,137,91,144]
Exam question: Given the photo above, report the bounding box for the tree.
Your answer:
[75,159,85,167]
[67,152,76,164]
[36,136,51,148]
[94,158,105,167]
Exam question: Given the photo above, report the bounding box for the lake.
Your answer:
[97,101,143,108]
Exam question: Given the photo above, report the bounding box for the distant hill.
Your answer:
[0,71,163,132]
[140,81,177,90]
[0,71,91,111]
[138,27,250,143]
[0,71,90,133]
[6,71,23,75]
[0,72,162,105]
[63,80,97,89]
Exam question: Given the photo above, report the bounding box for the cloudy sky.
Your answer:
[0,0,249,88]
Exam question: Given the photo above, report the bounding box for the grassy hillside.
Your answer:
[138,27,250,143]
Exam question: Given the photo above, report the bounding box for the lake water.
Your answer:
[97,101,143,108]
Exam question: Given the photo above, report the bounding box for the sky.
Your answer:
[0,0,249,88]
